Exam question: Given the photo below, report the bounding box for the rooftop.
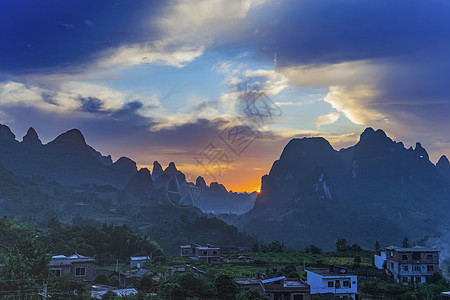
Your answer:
[261,277,310,291]
[130,256,150,261]
[50,253,95,266]
[386,245,439,252]
[306,269,354,277]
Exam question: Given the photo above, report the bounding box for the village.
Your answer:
[46,240,450,299]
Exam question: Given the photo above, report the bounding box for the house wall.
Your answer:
[306,271,357,299]
[71,261,94,281]
[130,260,147,268]
[374,252,386,269]
[385,249,439,283]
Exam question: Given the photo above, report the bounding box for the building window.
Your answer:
[390,251,393,257]
[413,265,420,272]
[427,254,433,260]
[52,269,61,277]
[412,252,421,260]
[213,251,217,255]
[328,281,334,287]
[390,262,394,269]
[402,254,408,260]
[427,265,434,272]
[415,277,422,283]
[402,265,409,271]
[343,281,350,288]
[75,267,86,276]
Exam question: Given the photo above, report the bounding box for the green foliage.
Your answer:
[47,274,90,299]
[305,244,322,254]
[402,237,410,248]
[277,265,299,278]
[336,238,347,252]
[95,274,110,285]
[236,290,268,300]
[158,272,216,299]
[360,278,450,299]
[353,255,361,264]
[375,241,380,251]
[138,275,153,292]
[102,291,119,300]
[261,241,285,253]
[215,274,239,300]
[43,218,163,263]
[0,220,50,298]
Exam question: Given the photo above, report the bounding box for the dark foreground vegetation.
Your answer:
[1,217,450,299]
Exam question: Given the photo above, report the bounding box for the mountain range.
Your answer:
[0,124,255,215]
[1,123,450,252]
[230,128,450,250]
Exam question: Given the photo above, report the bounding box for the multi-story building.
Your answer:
[306,265,357,299]
[49,253,95,281]
[385,245,439,284]
[180,242,220,263]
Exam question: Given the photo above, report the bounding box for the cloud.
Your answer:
[83,19,95,28]
[314,112,340,127]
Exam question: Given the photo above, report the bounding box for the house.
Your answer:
[180,243,220,263]
[385,245,440,284]
[180,242,200,258]
[374,251,386,269]
[130,256,150,268]
[49,254,95,281]
[235,277,265,293]
[260,276,311,300]
[171,264,205,276]
[306,265,357,299]
[441,291,450,300]
[91,284,138,299]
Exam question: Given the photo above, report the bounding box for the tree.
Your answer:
[375,241,380,251]
[353,255,362,264]
[215,274,239,300]
[48,274,90,300]
[336,238,348,252]
[307,244,322,254]
[158,272,216,299]
[237,290,268,300]
[402,237,410,248]
[0,229,51,296]
[139,275,153,292]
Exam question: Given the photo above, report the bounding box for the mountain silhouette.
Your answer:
[237,128,450,250]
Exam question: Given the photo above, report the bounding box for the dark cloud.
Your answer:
[79,97,105,113]
[0,0,164,74]
[244,0,450,66]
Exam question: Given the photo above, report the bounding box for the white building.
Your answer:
[306,265,357,299]
[374,251,386,269]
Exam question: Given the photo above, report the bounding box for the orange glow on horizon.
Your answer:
[137,163,263,193]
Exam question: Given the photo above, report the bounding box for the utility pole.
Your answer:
[116,259,121,288]
[38,280,49,299]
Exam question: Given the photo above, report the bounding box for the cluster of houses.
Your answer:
[46,244,447,299]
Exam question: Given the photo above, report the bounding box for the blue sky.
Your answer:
[1,0,450,191]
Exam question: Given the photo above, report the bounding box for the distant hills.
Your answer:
[2,123,450,253]
[232,128,450,250]
[0,124,255,215]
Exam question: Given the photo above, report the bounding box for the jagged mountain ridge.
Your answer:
[237,128,450,251]
[0,123,255,214]
[0,124,137,188]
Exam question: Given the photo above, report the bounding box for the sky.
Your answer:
[1,0,450,192]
